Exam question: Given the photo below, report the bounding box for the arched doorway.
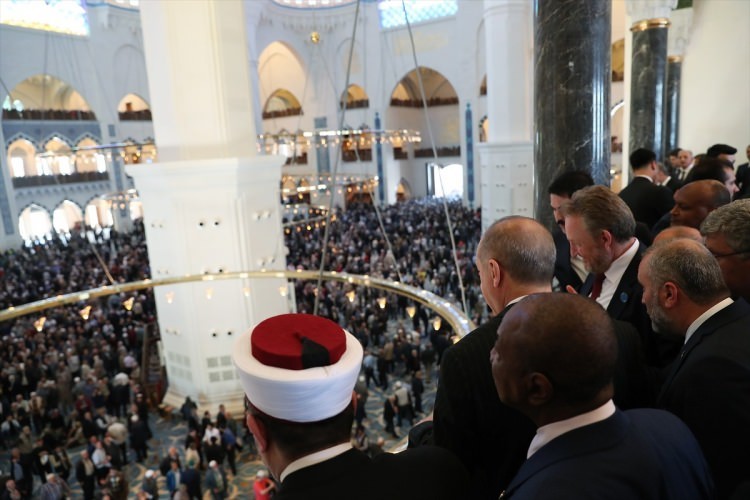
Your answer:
[429,163,464,199]
[18,204,52,242]
[53,200,84,234]
[85,199,114,230]
[6,138,37,177]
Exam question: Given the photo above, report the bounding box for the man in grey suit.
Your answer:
[432,216,555,499]
[639,238,750,499]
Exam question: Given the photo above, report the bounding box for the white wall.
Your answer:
[679,0,750,154]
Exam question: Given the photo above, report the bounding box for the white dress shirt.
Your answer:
[527,400,616,458]
[684,297,733,345]
[595,239,639,310]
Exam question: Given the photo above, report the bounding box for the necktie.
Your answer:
[590,273,605,300]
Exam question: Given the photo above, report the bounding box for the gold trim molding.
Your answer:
[630,18,671,32]
[0,270,475,338]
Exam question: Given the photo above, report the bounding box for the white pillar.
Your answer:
[130,0,288,415]
[478,0,534,232]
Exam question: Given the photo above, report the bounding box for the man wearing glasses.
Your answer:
[701,199,750,303]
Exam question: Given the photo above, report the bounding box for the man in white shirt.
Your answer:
[677,149,695,181]
[490,293,714,500]
[639,238,750,499]
[561,185,679,367]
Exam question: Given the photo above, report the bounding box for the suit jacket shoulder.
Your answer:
[277,448,470,500]
[659,299,750,498]
[433,312,535,499]
[504,410,714,500]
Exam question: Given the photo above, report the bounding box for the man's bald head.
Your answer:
[670,180,730,229]
[477,216,555,286]
[653,225,702,245]
[490,293,616,423]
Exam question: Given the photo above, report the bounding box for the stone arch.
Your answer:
[52,200,84,233]
[340,84,369,109]
[6,137,38,177]
[18,203,53,242]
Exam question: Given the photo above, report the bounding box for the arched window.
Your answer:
[118,93,152,121]
[6,138,37,177]
[263,89,302,120]
[4,74,95,120]
[340,85,369,109]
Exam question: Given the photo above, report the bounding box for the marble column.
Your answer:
[627,0,676,160]
[478,0,534,232]
[0,126,19,247]
[533,0,611,229]
[375,112,385,205]
[664,56,682,154]
[464,103,475,207]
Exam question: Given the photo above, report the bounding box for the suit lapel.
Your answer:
[659,300,749,399]
[606,244,642,319]
[502,412,628,498]
[580,273,594,297]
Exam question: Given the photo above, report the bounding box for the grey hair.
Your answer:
[560,185,636,243]
[701,199,750,261]
[478,216,556,285]
[645,239,728,305]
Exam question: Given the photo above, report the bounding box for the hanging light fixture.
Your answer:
[433,317,442,331]
[165,291,175,304]
[377,297,387,309]
[123,297,135,311]
[346,290,356,303]
[279,285,288,297]
[34,316,47,332]
[406,305,416,318]
[243,287,251,297]
[79,305,92,320]
[205,288,214,300]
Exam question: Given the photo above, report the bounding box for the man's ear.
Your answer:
[489,258,503,288]
[661,281,679,309]
[526,372,553,407]
[246,413,268,452]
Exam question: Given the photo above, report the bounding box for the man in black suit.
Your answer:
[233,313,469,500]
[562,185,678,367]
[654,160,682,192]
[619,148,675,228]
[433,216,554,499]
[735,144,750,199]
[701,199,750,303]
[547,171,593,292]
[75,450,96,500]
[491,293,714,500]
[639,238,750,498]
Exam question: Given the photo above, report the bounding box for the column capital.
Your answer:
[627,0,677,24]
[668,7,694,57]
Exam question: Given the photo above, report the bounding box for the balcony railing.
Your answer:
[119,110,152,121]
[2,109,97,120]
[389,97,459,107]
[12,171,110,188]
[414,146,461,158]
[262,108,303,120]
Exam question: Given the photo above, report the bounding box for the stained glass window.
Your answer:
[379,0,458,29]
[0,0,89,36]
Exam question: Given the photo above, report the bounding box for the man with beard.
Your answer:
[561,185,679,368]
[638,239,750,499]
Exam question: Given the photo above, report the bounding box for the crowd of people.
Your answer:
[2,141,750,498]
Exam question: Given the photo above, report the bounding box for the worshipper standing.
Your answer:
[166,459,182,498]
[141,469,158,499]
[639,239,750,498]
[233,313,469,499]
[253,470,276,500]
[432,217,552,499]
[205,460,228,500]
[491,293,714,499]
[75,449,96,500]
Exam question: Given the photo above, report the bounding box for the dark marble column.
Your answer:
[664,56,682,155]
[629,18,670,160]
[533,0,611,229]
[464,103,475,207]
